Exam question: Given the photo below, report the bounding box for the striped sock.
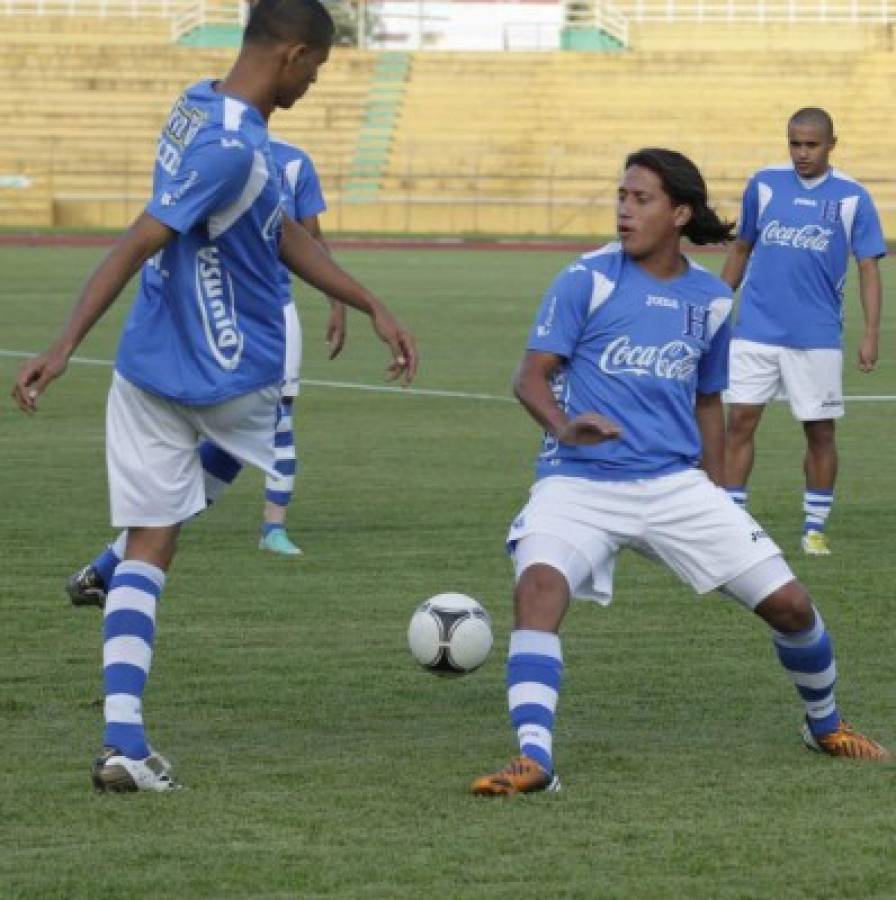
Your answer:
[726,486,748,509]
[200,440,244,507]
[507,629,563,775]
[803,489,833,534]
[265,398,298,509]
[92,531,128,589]
[103,560,165,759]
[772,607,840,738]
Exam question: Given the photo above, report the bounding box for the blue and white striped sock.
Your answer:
[200,440,244,507]
[772,607,840,738]
[727,486,748,509]
[92,531,128,590]
[507,629,563,775]
[265,398,298,509]
[103,560,165,759]
[803,489,833,534]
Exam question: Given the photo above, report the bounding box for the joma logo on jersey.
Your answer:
[164,98,207,149]
[646,294,679,309]
[195,246,243,371]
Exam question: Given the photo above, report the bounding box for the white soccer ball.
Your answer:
[407,593,493,676]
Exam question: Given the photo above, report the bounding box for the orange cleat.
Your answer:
[470,755,561,796]
[802,720,891,761]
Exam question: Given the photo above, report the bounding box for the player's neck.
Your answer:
[632,246,688,282]
[217,56,278,121]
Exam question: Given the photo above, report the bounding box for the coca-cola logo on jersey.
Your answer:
[599,336,699,381]
[760,220,833,252]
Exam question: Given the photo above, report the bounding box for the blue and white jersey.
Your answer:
[735,164,886,350]
[270,139,327,307]
[116,80,286,405]
[527,243,733,482]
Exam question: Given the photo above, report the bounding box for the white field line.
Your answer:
[2,348,896,402]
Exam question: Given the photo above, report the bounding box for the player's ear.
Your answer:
[673,203,692,231]
[285,43,310,67]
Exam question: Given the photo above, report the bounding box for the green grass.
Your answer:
[1,246,895,899]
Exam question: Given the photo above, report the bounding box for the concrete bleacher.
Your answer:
[0,38,374,228]
[0,14,894,236]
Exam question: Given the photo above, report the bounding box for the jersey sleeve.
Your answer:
[696,296,733,394]
[526,263,593,359]
[850,191,887,261]
[294,154,327,220]
[147,135,255,234]
[736,176,759,244]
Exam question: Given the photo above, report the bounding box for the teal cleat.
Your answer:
[258,527,303,557]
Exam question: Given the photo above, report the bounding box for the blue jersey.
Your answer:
[270,139,327,307]
[527,244,733,482]
[116,80,286,405]
[735,164,886,350]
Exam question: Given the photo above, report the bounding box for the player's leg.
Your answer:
[780,348,844,555]
[66,439,245,608]
[723,339,782,510]
[93,374,206,791]
[471,555,571,797]
[801,418,836,555]
[726,567,888,760]
[259,394,301,556]
[724,403,765,508]
[260,300,302,556]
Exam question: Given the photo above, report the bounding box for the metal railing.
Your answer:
[616,0,893,21]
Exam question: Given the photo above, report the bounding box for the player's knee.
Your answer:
[756,580,814,633]
[727,407,761,442]
[514,564,568,630]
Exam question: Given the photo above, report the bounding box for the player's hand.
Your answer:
[326,303,347,360]
[857,334,878,373]
[557,413,622,446]
[371,306,418,386]
[11,346,69,413]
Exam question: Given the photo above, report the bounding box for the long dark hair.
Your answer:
[624,148,735,245]
[244,0,335,48]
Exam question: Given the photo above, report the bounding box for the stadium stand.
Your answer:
[0,1,893,236]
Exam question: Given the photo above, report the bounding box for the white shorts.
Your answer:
[725,338,844,421]
[282,302,302,398]
[507,471,783,605]
[106,372,280,527]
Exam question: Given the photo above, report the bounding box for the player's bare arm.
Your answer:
[720,238,753,292]
[695,390,725,485]
[856,256,882,373]
[278,216,417,384]
[299,213,346,359]
[513,350,621,446]
[12,212,174,413]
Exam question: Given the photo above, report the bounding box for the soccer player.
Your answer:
[12,0,417,792]
[471,149,888,797]
[257,138,345,556]
[722,108,886,556]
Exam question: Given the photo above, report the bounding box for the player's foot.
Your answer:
[66,565,107,608]
[92,747,182,792]
[258,527,303,556]
[801,719,890,761]
[801,530,831,556]
[470,755,561,796]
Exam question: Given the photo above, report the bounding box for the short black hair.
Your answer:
[789,107,835,139]
[244,0,335,48]
[624,148,735,245]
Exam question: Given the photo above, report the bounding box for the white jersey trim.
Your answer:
[208,149,269,240]
[223,97,246,133]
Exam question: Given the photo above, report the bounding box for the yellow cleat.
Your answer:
[801,530,831,556]
[802,720,891,761]
[470,755,561,796]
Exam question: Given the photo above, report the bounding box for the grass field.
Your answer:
[1,245,895,899]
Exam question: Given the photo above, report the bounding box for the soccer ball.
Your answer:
[407,593,493,676]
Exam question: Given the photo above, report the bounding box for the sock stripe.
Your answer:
[104,610,155,645]
[103,662,149,696]
[509,682,558,711]
[104,636,153,672]
[104,693,143,725]
[511,703,555,731]
[265,490,292,506]
[105,589,157,619]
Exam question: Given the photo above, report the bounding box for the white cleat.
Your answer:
[92,747,182,792]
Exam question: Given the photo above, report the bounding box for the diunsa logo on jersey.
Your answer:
[195,246,243,371]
